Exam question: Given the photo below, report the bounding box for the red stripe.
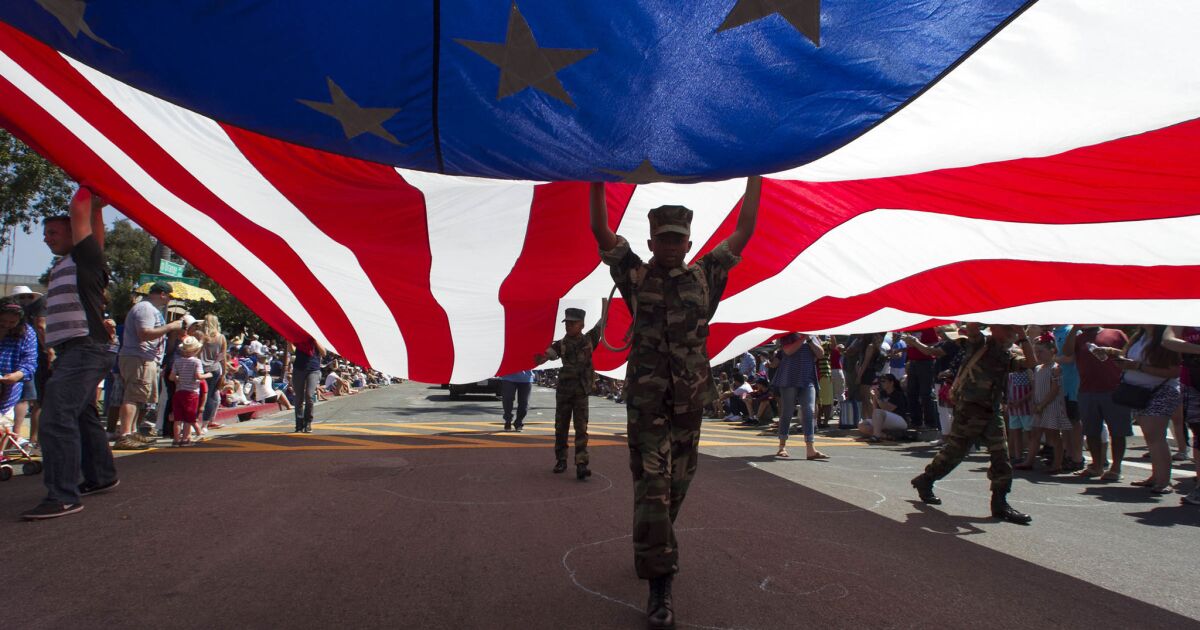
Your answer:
[0,42,310,343]
[8,16,1200,379]
[223,126,456,383]
[700,259,1200,362]
[689,119,1200,308]
[0,23,370,365]
[496,182,634,375]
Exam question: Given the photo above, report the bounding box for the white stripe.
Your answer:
[715,209,1200,324]
[402,170,534,383]
[619,180,746,262]
[65,57,406,372]
[772,0,1200,182]
[0,50,332,353]
[560,180,746,343]
[708,327,785,365]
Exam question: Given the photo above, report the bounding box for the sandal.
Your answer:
[1150,485,1174,495]
[1131,478,1155,487]
[807,452,829,461]
[1099,471,1122,482]
[776,448,790,458]
[1074,468,1102,478]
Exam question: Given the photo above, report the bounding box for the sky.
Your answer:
[1,208,128,276]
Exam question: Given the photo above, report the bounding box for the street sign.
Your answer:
[138,273,201,287]
[158,259,185,277]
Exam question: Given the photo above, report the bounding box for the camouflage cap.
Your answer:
[647,205,692,237]
[562,307,586,322]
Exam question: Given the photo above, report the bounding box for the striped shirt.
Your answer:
[45,235,109,348]
[172,355,205,392]
[772,342,817,388]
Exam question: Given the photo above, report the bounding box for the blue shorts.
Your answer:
[1008,414,1032,431]
[19,379,36,402]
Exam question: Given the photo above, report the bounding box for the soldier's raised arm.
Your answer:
[590,182,619,251]
[725,175,762,256]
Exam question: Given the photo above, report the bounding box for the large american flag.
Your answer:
[1,1,1198,382]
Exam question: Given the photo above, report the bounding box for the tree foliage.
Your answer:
[0,129,73,250]
[35,217,275,340]
[103,219,156,321]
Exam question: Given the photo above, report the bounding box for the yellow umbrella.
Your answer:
[135,281,216,302]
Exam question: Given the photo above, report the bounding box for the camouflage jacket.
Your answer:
[545,322,603,394]
[600,236,741,414]
[954,335,1024,405]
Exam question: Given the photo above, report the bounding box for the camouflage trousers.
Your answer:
[925,400,1013,493]
[554,389,589,465]
[629,405,703,580]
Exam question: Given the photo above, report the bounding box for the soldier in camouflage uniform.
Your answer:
[535,307,602,480]
[912,323,1037,524]
[590,176,762,630]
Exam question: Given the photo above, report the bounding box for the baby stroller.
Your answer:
[0,427,42,481]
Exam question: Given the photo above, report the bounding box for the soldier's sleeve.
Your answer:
[598,235,643,310]
[698,240,743,311]
[585,320,604,351]
[544,339,563,361]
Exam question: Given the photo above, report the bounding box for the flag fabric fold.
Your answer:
[1,2,1198,382]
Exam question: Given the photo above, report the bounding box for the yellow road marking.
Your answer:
[168,438,629,454]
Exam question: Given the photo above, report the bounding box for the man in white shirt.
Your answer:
[246,334,264,357]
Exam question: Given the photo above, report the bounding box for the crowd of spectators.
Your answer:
[530,325,1200,506]
[0,281,398,453]
[7,269,1198,502]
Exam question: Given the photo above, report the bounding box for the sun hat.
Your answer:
[179,336,203,355]
[9,285,42,299]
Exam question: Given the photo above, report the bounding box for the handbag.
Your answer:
[1111,376,1168,410]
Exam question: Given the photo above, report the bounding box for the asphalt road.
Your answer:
[2,381,1197,629]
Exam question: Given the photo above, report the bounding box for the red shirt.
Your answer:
[1074,328,1129,393]
[907,328,940,361]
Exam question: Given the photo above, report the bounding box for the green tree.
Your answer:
[34,214,278,340]
[103,219,156,321]
[0,129,73,250]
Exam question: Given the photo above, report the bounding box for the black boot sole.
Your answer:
[993,510,1032,525]
[911,478,942,505]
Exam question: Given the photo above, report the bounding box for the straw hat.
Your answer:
[179,336,203,356]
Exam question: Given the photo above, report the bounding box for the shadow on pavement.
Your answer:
[1126,504,1200,528]
[1080,484,1173,505]
[1,443,1193,629]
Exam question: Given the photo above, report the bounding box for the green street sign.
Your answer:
[138,273,201,287]
[158,259,185,277]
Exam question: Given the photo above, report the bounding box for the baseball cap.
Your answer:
[147,281,174,296]
[647,205,692,237]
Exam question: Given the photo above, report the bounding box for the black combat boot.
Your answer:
[553,460,567,474]
[646,575,674,629]
[576,463,592,480]
[911,474,941,505]
[991,491,1032,524]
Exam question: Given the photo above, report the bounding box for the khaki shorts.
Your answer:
[119,356,160,405]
